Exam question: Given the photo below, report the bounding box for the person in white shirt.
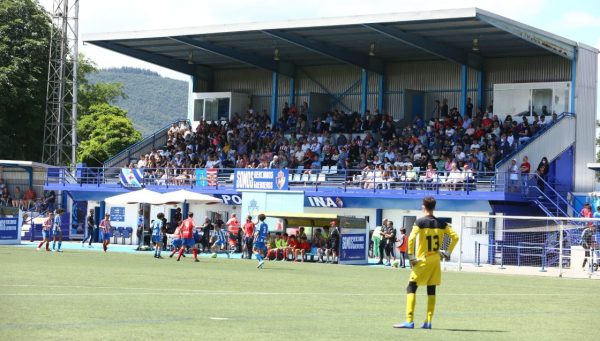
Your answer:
[446,163,464,191]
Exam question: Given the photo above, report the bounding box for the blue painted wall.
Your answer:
[549,146,574,191]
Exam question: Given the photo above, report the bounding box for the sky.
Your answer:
[37,0,599,115]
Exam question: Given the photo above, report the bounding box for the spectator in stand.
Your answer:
[11,186,24,209]
[43,190,56,212]
[1,187,11,207]
[23,186,36,210]
[580,203,593,219]
[446,163,464,191]
[508,159,519,192]
[519,156,531,192]
[0,177,5,191]
[535,157,549,195]
[312,229,327,262]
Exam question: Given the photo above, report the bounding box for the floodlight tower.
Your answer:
[42,0,79,166]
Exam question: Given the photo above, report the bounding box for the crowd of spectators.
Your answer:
[0,177,47,211]
[129,98,558,188]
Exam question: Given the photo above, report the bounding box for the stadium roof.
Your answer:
[84,8,597,78]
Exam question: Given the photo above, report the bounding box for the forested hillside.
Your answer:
[86,67,188,136]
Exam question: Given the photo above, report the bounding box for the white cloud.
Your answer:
[562,11,600,28]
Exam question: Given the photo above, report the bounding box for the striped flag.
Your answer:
[120,168,143,188]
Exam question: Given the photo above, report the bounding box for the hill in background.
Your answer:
[86,67,188,137]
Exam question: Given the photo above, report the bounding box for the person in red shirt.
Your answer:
[176,213,199,262]
[242,215,255,259]
[519,156,531,192]
[286,235,300,261]
[169,225,184,258]
[397,228,409,268]
[294,235,312,262]
[226,213,241,253]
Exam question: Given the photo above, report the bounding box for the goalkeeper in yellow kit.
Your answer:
[394,196,459,330]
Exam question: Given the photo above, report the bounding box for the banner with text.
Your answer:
[234,169,289,191]
[339,233,367,262]
[0,217,19,240]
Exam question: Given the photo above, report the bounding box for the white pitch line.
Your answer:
[209,317,230,320]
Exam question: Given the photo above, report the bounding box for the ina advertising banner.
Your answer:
[234,169,289,191]
[0,217,19,240]
[120,168,143,188]
[339,233,366,261]
[110,207,126,222]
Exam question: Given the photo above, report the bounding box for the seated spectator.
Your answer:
[294,235,311,262]
[404,164,418,189]
[312,229,327,262]
[446,163,464,191]
[1,187,11,207]
[286,235,300,261]
[11,186,24,209]
[421,162,437,189]
[23,187,36,210]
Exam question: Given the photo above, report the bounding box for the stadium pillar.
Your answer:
[182,202,189,218]
[289,77,295,106]
[460,64,468,117]
[378,73,385,113]
[375,209,382,227]
[570,51,577,112]
[476,70,485,111]
[360,69,368,114]
[99,201,106,222]
[271,72,279,125]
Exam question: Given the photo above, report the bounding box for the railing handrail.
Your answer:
[103,118,189,168]
[494,112,576,171]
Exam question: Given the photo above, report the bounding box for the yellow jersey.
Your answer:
[408,215,459,260]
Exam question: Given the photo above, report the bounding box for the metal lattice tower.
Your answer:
[42,0,79,166]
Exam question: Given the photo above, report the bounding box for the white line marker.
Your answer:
[209,317,230,320]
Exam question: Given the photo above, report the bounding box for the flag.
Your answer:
[207,168,218,186]
[120,168,143,188]
[195,169,208,187]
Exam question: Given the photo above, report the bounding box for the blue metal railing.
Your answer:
[103,118,189,168]
[495,112,575,171]
[46,167,509,195]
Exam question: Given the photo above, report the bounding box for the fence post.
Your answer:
[559,223,564,278]
[540,245,547,272]
[458,216,463,271]
[499,243,505,269]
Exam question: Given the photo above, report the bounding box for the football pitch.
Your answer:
[0,246,598,340]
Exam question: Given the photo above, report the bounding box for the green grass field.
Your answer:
[0,246,598,340]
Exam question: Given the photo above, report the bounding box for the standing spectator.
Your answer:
[82,209,95,247]
[397,228,408,268]
[519,156,531,192]
[371,225,382,259]
[383,221,397,266]
[200,217,213,253]
[580,224,596,270]
[328,221,341,264]
[508,159,519,192]
[536,157,549,195]
[376,219,388,265]
[242,215,255,259]
[580,203,593,219]
[43,190,56,212]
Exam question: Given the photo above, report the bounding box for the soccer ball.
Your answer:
[392,259,400,268]
[211,253,218,258]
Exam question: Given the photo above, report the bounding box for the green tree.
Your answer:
[0,0,52,161]
[77,103,141,166]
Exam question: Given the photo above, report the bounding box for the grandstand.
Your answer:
[4,8,598,271]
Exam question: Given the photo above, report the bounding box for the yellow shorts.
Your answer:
[409,257,441,286]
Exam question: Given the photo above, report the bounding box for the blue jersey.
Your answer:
[151,220,163,237]
[53,215,61,231]
[255,222,268,244]
[214,229,227,243]
[137,215,143,227]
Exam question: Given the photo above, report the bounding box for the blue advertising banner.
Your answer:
[71,201,88,235]
[0,217,19,240]
[120,168,143,188]
[234,169,289,191]
[339,233,366,261]
[110,207,125,222]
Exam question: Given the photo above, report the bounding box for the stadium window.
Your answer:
[474,220,488,235]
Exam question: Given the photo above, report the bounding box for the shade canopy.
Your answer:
[104,189,165,205]
[160,189,222,205]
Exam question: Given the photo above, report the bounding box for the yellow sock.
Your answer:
[406,293,416,323]
[426,295,436,323]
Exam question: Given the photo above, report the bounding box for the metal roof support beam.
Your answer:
[289,77,296,105]
[476,70,485,110]
[378,73,385,112]
[262,29,384,74]
[271,72,279,124]
[361,69,368,114]
[91,41,213,80]
[476,12,576,60]
[460,64,468,117]
[298,68,356,112]
[363,23,483,71]
[570,51,577,112]
[169,36,295,77]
